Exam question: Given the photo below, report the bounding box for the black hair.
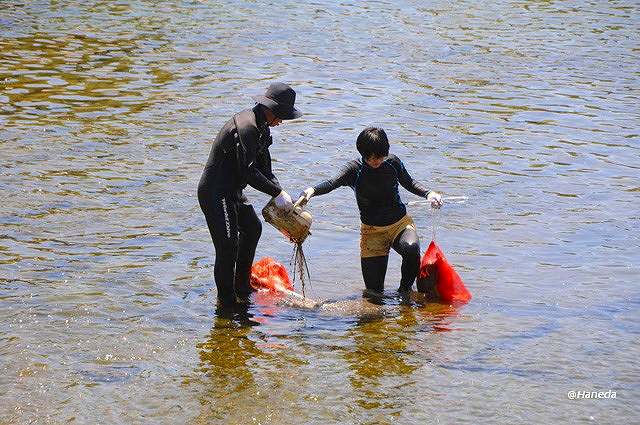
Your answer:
[356,127,390,159]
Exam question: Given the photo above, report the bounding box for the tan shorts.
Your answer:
[360,215,416,258]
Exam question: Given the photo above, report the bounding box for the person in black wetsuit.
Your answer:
[198,83,302,305]
[296,127,442,293]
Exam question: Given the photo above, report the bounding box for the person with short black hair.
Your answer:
[198,83,302,305]
[356,126,390,159]
[296,127,442,293]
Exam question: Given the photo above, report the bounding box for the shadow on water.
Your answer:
[439,321,562,379]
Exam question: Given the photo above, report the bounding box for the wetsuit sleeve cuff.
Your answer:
[268,186,282,198]
[312,182,331,196]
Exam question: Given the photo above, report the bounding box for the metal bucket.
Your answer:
[262,198,313,244]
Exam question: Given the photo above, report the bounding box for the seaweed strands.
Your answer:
[290,241,311,297]
[261,198,314,297]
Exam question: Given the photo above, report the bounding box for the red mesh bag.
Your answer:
[250,257,294,293]
[417,241,471,304]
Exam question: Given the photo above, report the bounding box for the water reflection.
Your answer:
[0,32,161,127]
[344,308,419,412]
[413,300,462,333]
[192,303,317,423]
[2,0,638,422]
[194,305,265,421]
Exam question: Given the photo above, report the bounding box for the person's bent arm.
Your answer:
[392,156,443,208]
[393,156,430,198]
[247,167,282,197]
[242,128,282,197]
[256,146,281,188]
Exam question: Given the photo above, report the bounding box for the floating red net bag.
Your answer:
[417,241,471,304]
[250,257,294,293]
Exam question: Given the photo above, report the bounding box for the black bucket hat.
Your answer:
[252,82,302,120]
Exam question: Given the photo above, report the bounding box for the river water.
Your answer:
[1,1,639,424]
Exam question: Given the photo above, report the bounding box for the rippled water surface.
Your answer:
[1,1,639,423]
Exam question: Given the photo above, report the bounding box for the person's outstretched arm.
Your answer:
[296,160,359,205]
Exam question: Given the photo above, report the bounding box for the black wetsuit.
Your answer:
[198,106,282,303]
[312,155,430,292]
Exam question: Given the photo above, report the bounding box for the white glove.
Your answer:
[427,191,443,209]
[274,190,294,212]
[295,187,315,207]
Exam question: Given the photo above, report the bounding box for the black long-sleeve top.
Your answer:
[198,106,281,197]
[312,155,430,226]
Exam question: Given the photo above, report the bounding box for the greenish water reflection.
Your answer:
[345,310,420,412]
